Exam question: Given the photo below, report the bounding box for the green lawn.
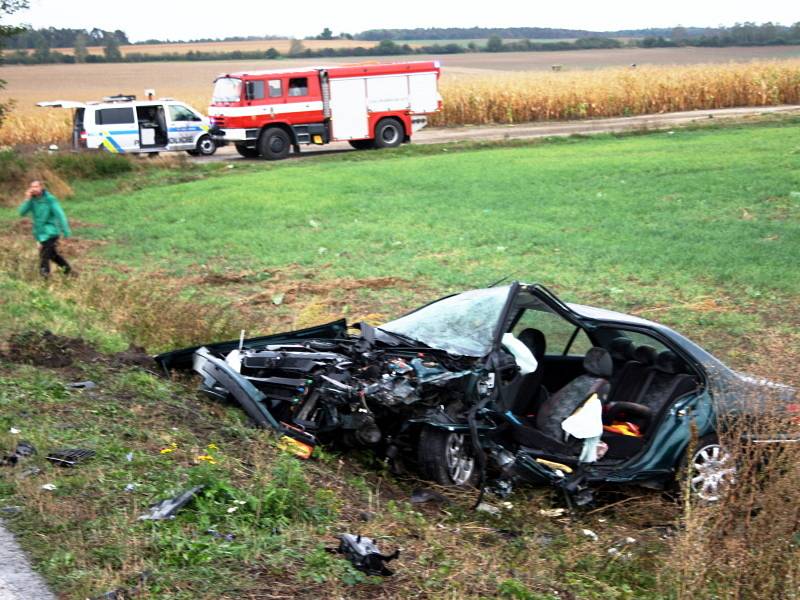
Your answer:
[51,125,800,293]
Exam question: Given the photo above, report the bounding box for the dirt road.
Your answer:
[198,104,800,163]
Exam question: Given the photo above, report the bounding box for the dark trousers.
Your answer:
[39,236,71,276]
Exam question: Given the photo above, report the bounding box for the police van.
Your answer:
[37,95,217,156]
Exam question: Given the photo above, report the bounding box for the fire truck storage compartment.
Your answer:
[328,78,368,140]
[135,105,168,148]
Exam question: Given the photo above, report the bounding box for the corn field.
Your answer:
[2,59,799,147]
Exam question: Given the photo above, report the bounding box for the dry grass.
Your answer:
[2,58,799,146]
[664,381,800,599]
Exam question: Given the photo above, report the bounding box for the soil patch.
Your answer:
[1,331,151,370]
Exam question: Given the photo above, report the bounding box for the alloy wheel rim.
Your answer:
[690,443,736,502]
[445,433,475,485]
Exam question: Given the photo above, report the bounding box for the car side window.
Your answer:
[95,107,134,125]
[512,308,593,356]
[288,77,308,97]
[245,80,265,101]
[168,105,201,122]
[268,80,282,98]
[620,330,670,354]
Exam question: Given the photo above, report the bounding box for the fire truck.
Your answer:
[208,61,441,159]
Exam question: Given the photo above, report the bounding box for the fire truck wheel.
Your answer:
[258,127,292,160]
[234,143,260,158]
[374,118,404,149]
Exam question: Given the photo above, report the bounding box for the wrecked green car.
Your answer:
[156,282,798,503]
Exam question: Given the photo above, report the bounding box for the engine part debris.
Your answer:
[1,441,37,466]
[46,448,96,467]
[138,486,204,521]
[330,533,400,576]
[41,483,57,491]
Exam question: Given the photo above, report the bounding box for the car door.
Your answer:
[166,104,205,150]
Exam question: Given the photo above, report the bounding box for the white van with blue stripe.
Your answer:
[37,95,217,156]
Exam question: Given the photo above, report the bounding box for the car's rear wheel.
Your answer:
[688,435,736,502]
[258,127,291,160]
[418,427,479,487]
[234,143,260,158]
[373,118,404,149]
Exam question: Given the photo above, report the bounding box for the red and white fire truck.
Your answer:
[208,61,442,159]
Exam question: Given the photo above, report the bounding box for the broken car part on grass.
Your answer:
[156,282,799,504]
[330,533,400,576]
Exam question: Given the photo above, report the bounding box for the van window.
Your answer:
[245,80,265,101]
[168,105,201,122]
[268,79,282,98]
[288,77,308,97]
[95,107,135,125]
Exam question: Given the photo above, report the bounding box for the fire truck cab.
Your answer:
[209,61,441,159]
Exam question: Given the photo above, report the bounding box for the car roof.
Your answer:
[567,302,659,327]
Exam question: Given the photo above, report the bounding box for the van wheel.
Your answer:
[234,143,260,158]
[418,427,479,487]
[373,118,403,149]
[258,127,291,160]
[349,139,374,150]
[193,135,216,156]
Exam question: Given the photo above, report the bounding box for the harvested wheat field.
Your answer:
[1,49,800,146]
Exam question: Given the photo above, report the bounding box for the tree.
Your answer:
[0,1,29,125]
[103,35,122,61]
[74,31,88,62]
[319,27,332,40]
[265,47,280,59]
[486,35,503,52]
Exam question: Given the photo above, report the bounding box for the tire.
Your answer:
[195,134,216,156]
[373,118,404,149]
[349,139,374,150]
[147,152,160,158]
[684,434,736,502]
[417,427,479,487]
[234,143,260,158]
[258,127,292,160]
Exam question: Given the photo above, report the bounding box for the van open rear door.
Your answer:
[37,101,88,149]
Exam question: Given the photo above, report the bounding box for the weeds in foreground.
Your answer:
[666,378,800,599]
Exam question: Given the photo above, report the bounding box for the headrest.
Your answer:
[633,345,658,366]
[517,328,546,360]
[583,347,613,378]
[655,350,682,374]
[608,337,635,361]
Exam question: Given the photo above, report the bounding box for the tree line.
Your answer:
[3,22,800,66]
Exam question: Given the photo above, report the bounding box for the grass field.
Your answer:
[0,122,799,598]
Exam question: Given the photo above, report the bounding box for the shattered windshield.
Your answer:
[380,286,510,356]
[212,77,242,102]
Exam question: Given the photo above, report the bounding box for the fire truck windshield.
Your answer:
[212,78,242,103]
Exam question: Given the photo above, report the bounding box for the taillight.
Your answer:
[79,130,87,140]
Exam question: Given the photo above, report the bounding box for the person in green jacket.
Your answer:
[18,180,73,277]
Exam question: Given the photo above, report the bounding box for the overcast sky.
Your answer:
[7,0,798,42]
